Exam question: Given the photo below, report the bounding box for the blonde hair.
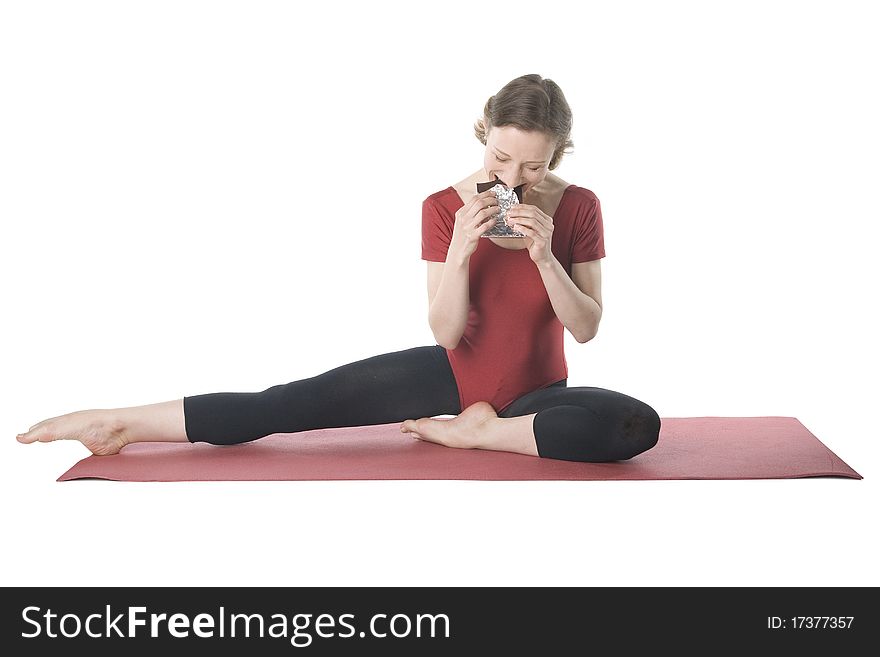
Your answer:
[473,74,574,171]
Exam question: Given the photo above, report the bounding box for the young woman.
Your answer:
[16,74,661,463]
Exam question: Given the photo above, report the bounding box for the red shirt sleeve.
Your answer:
[571,194,606,262]
[421,197,453,262]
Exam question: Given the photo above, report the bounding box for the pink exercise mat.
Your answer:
[57,416,862,482]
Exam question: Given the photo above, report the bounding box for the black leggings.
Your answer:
[182,345,661,462]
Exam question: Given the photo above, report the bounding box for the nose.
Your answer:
[496,171,522,189]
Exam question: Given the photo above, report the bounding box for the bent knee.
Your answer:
[620,402,661,458]
[534,402,660,463]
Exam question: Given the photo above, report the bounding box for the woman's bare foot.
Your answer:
[399,401,498,449]
[16,409,130,456]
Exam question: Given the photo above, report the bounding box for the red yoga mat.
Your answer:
[56,416,861,482]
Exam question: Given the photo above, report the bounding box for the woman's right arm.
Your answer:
[427,256,469,349]
[427,191,499,349]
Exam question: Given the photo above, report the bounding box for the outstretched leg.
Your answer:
[17,345,461,453]
[184,345,460,445]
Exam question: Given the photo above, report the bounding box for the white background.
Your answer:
[2,0,877,587]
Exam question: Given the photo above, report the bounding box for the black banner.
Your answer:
[1,587,872,654]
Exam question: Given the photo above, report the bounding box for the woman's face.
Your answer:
[483,125,556,195]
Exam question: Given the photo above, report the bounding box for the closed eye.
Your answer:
[495,155,542,171]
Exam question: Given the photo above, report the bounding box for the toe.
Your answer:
[400,420,427,441]
[18,417,52,442]
[17,428,45,444]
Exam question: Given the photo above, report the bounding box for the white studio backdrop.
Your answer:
[1,0,877,587]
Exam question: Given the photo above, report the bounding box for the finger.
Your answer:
[506,206,535,222]
[535,211,553,231]
[508,215,532,230]
[480,195,499,209]
[512,207,550,231]
[513,223,540,238]
[464,190,493,213]
[468,205,498,230]
[469,199,497,221]
[514,204,552,222]
[478,205,500,224]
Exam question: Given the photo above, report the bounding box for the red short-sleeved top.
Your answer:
[421,184,605,414]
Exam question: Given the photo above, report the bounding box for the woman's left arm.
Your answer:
[536,258,602,343]
[508,204,603,343]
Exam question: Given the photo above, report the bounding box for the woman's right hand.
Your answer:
[448,190,500,260]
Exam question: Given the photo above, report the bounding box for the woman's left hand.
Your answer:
[506,203,554,265]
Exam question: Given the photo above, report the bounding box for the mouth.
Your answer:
[493,175,522,190]
[488,174,527,198]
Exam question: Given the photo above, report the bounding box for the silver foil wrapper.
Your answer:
[480,183,524,238]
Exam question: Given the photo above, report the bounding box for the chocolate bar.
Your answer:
[475,175,526,237]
